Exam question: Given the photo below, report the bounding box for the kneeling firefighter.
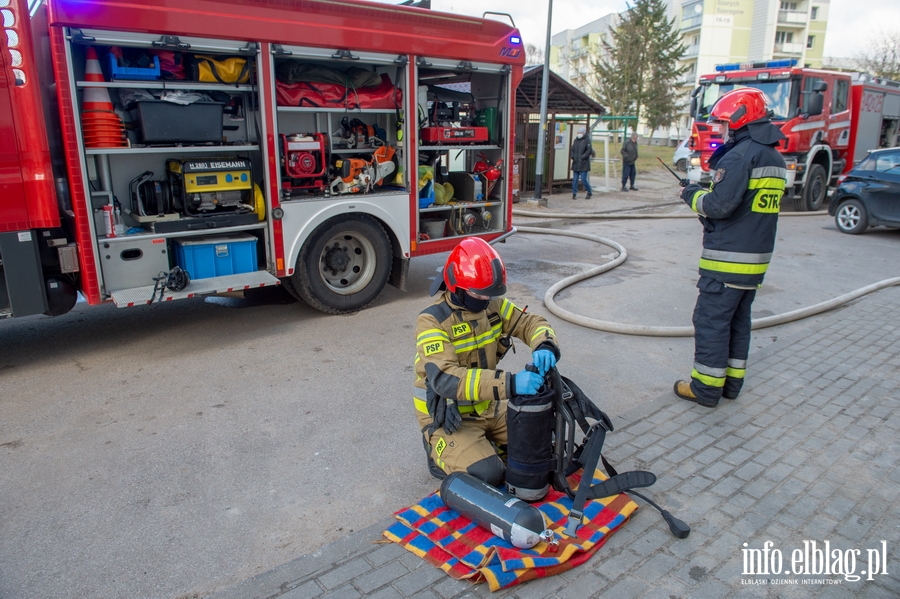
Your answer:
[413,237,561,486]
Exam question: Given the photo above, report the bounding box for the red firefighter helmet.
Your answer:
[443,237,507,297]
[709,88,769,130]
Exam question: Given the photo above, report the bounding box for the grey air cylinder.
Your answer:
[439,472,547,548]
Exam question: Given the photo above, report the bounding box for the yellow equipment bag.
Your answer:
[192,55,251,84]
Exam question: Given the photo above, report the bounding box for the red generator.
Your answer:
[280,133,327,192]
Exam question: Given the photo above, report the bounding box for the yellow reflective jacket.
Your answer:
[413,291,559,416]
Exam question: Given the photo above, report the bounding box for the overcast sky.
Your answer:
[391,0,900,62]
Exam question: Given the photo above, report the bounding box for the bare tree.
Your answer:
[855,31,900,80]
[525,44,544,66]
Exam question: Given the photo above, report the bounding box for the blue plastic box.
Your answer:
[103,53,161,81]
[419,180,434,209]
[174,234,258,280]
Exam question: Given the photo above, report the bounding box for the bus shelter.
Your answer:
[514,65,606,196]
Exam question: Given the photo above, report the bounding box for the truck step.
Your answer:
[109,270,280,308]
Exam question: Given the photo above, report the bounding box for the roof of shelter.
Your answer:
[516,65,606,115]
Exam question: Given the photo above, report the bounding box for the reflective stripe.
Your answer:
[691,189,708,216]
[530,326,554,344]
[701,249,772,264]
[699,258,769,275]
[726,367,746,379]
[452,322,502,353]
[750,166,787,180]
[694,361,727,378]
[727,358,747,369]
[748,177,786,190]
[500,298,516,320]
[414,397,428,413]
[413,387,427,400]
[507,401,553,413]
[692,367,725,388]
[417,328,450,344]
[465,369,482,402]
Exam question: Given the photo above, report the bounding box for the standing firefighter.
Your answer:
[414,237,561,486]
[674,88,786,407]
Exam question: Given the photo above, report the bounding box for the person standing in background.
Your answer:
[620,131,639,191]
[570,128,595,199]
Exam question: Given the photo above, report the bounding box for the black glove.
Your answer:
[426,394,445,431]
[443,398,463,434]
[679,178,690,187]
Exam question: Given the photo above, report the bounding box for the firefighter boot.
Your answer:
[674,380,718,408]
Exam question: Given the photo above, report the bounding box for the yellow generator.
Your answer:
[167,158,254,217]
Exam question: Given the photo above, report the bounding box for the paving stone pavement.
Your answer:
[211,287,900,599]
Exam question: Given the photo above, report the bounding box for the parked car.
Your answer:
[829,147,900,234]
[673,136,690,172]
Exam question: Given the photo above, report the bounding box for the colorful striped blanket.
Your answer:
[382,470,638,591]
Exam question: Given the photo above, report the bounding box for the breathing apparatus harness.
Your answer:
[506,367,691,539]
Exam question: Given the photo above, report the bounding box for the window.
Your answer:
[780,1,797,9]
[811,6,818,19]
[801,76,823,114]
[693,35,699,46]
[874,152,900,173]
[775,31,794,44]
[834,79,849,113]
[807,35,815,49]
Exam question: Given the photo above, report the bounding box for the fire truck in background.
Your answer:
[686,59,900,211]
[0,0,524,320]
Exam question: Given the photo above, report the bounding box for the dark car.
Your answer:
[829,148,900,234]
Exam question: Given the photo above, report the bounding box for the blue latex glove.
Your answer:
[532,349,557,376]
[514,369,544,395]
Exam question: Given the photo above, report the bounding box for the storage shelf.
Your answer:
[277,106,395,114]
[77,81,256,92]
[98,222,266,243]
[281,188,409,202]
[85,144,259,155]
[419,201,501,213]
[418,145,500,151]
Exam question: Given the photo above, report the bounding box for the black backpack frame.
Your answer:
[507,367,690,539]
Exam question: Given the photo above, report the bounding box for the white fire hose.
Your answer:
[512,208,900,337]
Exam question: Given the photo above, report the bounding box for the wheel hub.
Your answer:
[322,242,351,275]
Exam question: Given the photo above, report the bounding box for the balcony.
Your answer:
[683,45,699,58]
[774,42,804,55]
[681,14,702,30]
[777,10,807,27]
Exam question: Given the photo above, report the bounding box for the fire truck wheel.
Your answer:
[798,164,827,211]
[292,214,392,314]
[834,199,868,235]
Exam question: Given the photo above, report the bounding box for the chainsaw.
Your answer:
[329,145,398,195]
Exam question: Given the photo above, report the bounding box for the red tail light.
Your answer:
[836,173,848,185]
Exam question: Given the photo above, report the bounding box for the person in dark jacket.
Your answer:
[674,88,786,408]
[620,131,639,191]
[570,128,595,199]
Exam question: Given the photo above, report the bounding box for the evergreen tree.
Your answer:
[591,0,687,140]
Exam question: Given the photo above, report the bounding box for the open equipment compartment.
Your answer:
[272,46,408,201]
[66,28,275,302]
[415,58,510,242]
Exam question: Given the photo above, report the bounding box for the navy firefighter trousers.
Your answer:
[690,276,756,405]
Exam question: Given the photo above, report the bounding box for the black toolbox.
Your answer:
[127,99,225,144]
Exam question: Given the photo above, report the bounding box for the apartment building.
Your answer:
[549,13,620,96]
[679,0,828,87]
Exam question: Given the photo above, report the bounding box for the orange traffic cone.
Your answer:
[81,47,127,148]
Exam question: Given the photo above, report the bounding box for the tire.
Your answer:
[291,214,392,314]
[834,199,868,235]
[798,164,827,211]
[676,158,687,173]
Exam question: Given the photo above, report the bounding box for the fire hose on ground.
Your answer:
[510,208,900,337]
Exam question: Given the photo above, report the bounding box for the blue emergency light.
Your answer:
[715,58,798,72]
[510,36,521,44]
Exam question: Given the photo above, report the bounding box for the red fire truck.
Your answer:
[0,0,524,320]
[686,59,900,211]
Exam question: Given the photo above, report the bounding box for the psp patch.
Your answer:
[451,322,471,337]
[423,340,444,356]
[435,437,446,457]
[713,168,726,184]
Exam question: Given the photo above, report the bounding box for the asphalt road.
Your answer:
[1,202,898,599]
